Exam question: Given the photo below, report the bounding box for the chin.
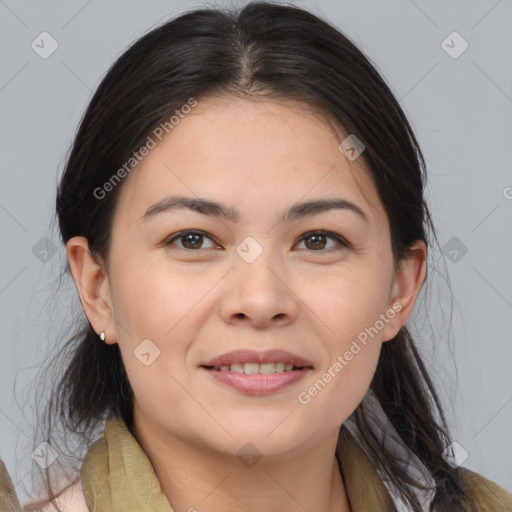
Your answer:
[215,421,311,456]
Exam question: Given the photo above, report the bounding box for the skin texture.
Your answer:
[67,95,427,512]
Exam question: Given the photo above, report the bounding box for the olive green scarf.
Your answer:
[80,415,175,511]
[0,460,22,512]
[78,413,399,512]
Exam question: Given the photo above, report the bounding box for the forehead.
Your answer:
[116,95,385,226]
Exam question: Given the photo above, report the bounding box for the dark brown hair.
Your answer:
[29,2,472,510]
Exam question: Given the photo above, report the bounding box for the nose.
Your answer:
[219,248,300,329]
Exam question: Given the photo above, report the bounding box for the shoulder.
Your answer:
[22,480,88,512]
[459,467,512,511]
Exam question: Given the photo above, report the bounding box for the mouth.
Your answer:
[200,362,313,373]
[200,348,314,371]
[199,349,314,394]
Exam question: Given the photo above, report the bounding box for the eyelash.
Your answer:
[163,230,352,252]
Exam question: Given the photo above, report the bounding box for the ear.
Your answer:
[66,236,117,345]
[381,240,427,342]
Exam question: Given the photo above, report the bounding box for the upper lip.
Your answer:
[201,349,314,368]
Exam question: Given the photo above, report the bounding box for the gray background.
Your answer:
[1,0,511,503]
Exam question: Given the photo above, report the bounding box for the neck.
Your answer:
[131,413,351,512]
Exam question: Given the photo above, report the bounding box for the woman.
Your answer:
[1,2,510,511]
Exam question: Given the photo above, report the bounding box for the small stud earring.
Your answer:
[99,332,106,342]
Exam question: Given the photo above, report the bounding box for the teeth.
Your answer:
[260,362,280,374]
[244,362,260,374]
[211,362,303,373]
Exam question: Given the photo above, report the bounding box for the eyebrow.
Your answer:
[142,195,369,224]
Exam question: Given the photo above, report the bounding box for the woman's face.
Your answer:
[78,95,424,458]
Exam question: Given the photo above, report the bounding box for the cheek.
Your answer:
[298,333,382,429]
[304,264,392,343]
[109,256,204,397]
[109,254,201,339]
[296,267,388,417]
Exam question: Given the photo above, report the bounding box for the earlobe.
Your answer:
[382,240,427,342]
[66,236,116,344]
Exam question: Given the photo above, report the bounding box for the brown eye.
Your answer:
[304,233,328,250]
[296,231,351,251]
[164,231,218,250]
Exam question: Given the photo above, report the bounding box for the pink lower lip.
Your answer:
[200,367,312,395]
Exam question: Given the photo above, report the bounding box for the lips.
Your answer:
[200,349,314,369]
[203,366,311,394]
